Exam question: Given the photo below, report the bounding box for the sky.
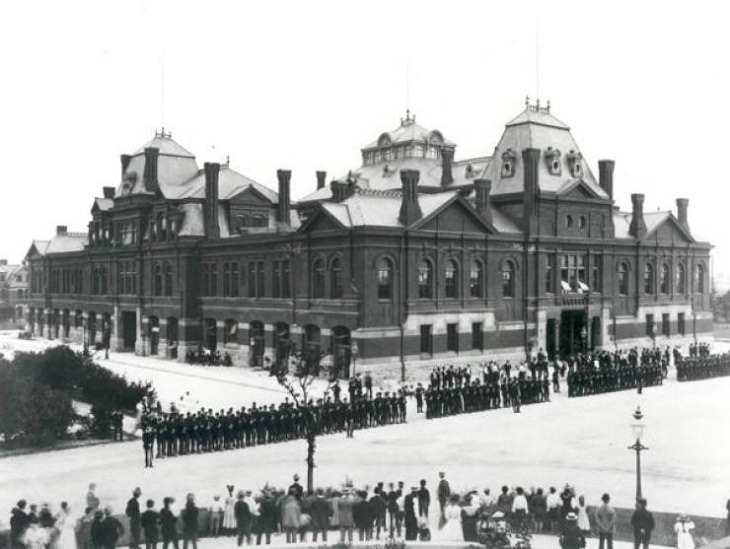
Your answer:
[1,1,728,284]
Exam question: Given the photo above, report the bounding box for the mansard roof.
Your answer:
[361,111,455,150]
[481,101,609,199]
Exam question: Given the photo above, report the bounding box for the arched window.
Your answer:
[502,261,515,298]
[154,264,163,296]
[660,263,670,294]
[444,260,459,298]
[696,263,705,293]
[643,263,654,294]
[617,262,629,296]
[470,260,484,298]
[377,257,393,300]
[164,262,173,296]
[312,259,325,299]
[417,260,433,299]
[677,263,686,294]
[330,258,343,299]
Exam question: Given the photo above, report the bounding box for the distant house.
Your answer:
[0,259,29,327]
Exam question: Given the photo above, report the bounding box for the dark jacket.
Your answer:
[101,516,124,548]
[353,499,372,528]
[140,510,159,538]
[560,522,586,549]
[369,494,387,521]
[631,508,655,534]
[126,498,141,523]
[257,498,278,533]
[309,497,332,530]
[159,508,178,539]
[234,500,251,527]
[90,516,105,548]
[181,503,198,535]
[10,507,30,541]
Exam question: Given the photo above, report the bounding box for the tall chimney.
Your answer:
[330,181,353,203]
[277,169,291,225]
[629,193,647,239]
[143,147,160,192]
[316,171,327,190]
[204,162,220,240]
[56,225,68,236]
[522,148,541,234]
[676,198,689,230]
[598,159,615,199]
[398,169,423,226]
[474,179,492,225]
[120,154,132,179]
[441,148,454,186]
[102,187,115,199]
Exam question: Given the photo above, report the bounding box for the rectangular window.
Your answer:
[472,322,483,351]
[447,323,459,353]
[282,260,291,299]
[645,314,655,337]
[591,255,601,292]
[420,324,433,355]
[545,254,555,294]
[202,265,210,297]
[248,262,256,298]
[256,261,265,298]
[210,264,218,296]
[272,261,281,298]
[231,263,239,297]
[560,254,588,291]
[662,313,670,337]
[223,263,231,297]
[678,313,685,336]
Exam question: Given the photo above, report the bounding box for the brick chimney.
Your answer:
[629,193,647,239]
[598,159,615,200]
[441,148,454,186]
[120,154,131,179]
[277,169,291,225]
[204,162,220,240]
[316,171,327,190]
[102,187,115,199]
[676,198,689,231]
[143,148,159,192]
[56,225,68,236]
[330,181,353,203]
[474,179,492,225]
[522,148,541,234]
[398,169,423,226]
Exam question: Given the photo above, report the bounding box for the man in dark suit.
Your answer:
[126,488,142,549]
[234,490,252,547]
[417,480,430,518]
[404,487,418,540]
[437,472,451,520]
[101,507,124,549]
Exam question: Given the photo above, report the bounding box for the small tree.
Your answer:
[273,343,335,494]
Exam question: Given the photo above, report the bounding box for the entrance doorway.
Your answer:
[546,318,557,360]
[149,316,160,355]
[122,311,136,351]
[559,310,586,358]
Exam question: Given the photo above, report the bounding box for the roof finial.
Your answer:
[525,95,530,108]
[546,100,551,113]
[226,155,230,166]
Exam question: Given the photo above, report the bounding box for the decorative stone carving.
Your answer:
[501,148,517,178]
[567,150,583,178]
[545,147,562,176]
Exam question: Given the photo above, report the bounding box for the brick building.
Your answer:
[0,260,28,327]
[25,102,712,380]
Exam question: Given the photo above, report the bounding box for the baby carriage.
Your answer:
[477,511,532,549]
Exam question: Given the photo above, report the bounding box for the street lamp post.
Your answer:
[628,406,649,500]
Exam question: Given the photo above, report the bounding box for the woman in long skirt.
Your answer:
[576,495,591,535]
[54,503,77,549]
[222,485,236,535]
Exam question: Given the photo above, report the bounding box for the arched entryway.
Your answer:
[62,309,70,339]
[148,316,160,355]
[204,318,217,351]
[249,321,264,367]
[331,326,351,379]
[88,312,97,347]
[302,324,322,374]
[273,321,290,370]
[167,317,179,359]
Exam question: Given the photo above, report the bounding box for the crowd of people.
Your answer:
[138,386,407,467]
[676,353,730,381]
[8,472,710,549]
[184,350,233,367]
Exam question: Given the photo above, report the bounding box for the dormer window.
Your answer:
[384,148,393,161]
[501,148,517,178]
[545,147,562,176]
[465,164,474,179]
[567,150,583,178]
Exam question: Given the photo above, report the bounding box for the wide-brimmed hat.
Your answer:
[566,513,578,521]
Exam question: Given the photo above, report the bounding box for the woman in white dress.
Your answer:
[54,502,77,549]
[576,495,590,534]
[222,485,236,534]
[674,515,695,549]
[434,495,463,541]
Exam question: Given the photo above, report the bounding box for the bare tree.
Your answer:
[272,343,336,494]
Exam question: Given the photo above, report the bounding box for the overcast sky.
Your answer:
[1,1,728,284]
